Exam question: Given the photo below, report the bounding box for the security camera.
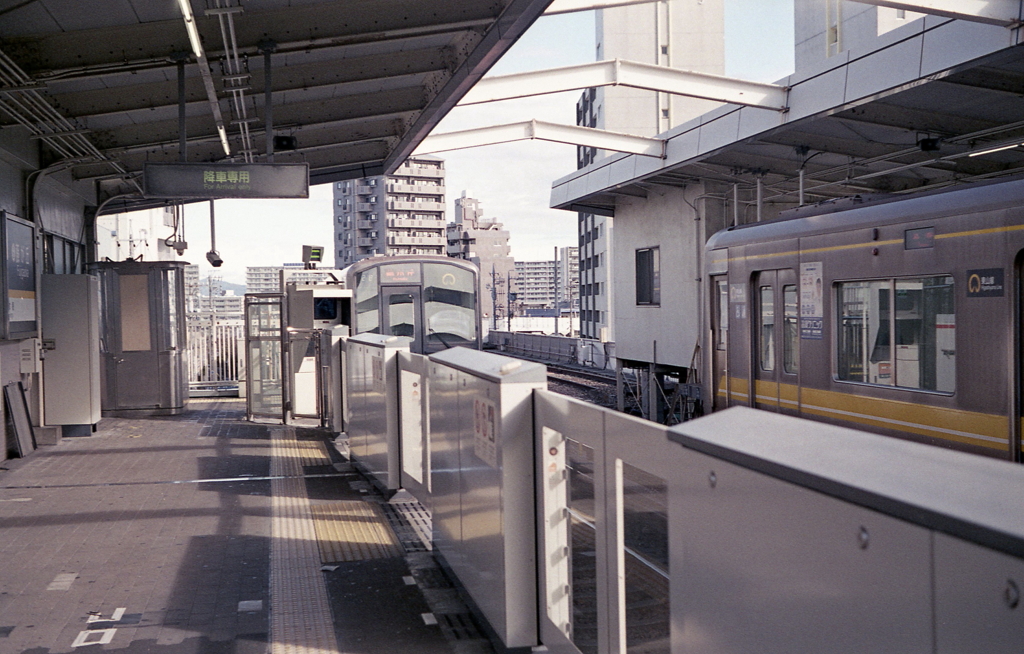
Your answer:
[206,250,223,267]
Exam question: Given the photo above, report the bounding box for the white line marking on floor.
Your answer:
[87,608,125,623]
[0,497,31,502]
[72,629,116,647]
[421,613,438,626]
[46,573,77,591]
[238,600,263,612]
[403,576,416,585]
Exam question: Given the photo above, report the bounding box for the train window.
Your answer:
[354,267,380,334]
[716,280,728,350]
[423,263,477,349]
[836,277,954,391]
[783,285,798,373]
[837,280,892,385]
[759,286,775,371]
[894,276,955,392]
[387,293,416,337]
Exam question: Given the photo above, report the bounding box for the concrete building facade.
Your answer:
[447,192,515,330]
[332,155,447,268]
[577,0,726,342]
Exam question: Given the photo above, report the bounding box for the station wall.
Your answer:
[0,127,96,461]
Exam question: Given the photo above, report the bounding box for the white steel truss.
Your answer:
[853,0,1023,27]
[544,0,659,15]
[458,59,788,111]
[414,119,666,158]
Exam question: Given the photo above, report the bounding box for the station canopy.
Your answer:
[551,23,1024,216]
[0,0,548,213]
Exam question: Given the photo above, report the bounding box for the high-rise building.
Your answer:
[447,191,515,330]
[245,264,336,294]
[332,155,447,268]
[576,1,725,342]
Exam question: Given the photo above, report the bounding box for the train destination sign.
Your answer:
[144,163,309,199]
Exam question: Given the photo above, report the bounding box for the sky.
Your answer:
[178,0,795,287]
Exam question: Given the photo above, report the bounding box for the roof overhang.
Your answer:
[551,15,1024,216]
[0,0,551,214]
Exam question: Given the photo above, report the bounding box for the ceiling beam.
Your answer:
[414,120,666,157]
[460,58,788,110]
[43,49,451,120]
[851,1,1023,27]
[2,0,498,77]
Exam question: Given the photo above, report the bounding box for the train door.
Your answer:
[753,270,799,413]
[711,275,730,410]
[380,286,423,353]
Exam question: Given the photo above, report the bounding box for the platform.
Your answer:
[0,399,492,654]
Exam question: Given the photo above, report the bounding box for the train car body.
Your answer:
[704,178,1024,461]
[343,255,481,354]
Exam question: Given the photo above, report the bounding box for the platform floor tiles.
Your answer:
[0,399,492,654]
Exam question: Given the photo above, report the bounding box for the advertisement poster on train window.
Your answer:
[800,262,823,339]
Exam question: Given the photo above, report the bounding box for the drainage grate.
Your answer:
[380,500,432,552]
[436,613,484,641]
[412,567,452,589]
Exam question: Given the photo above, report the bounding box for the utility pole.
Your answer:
[507,272,515,332]
[490,265,500,331]
[553,246,560,336]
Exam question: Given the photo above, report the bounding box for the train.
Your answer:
[342,255,482,354]
[703,176,1024,462]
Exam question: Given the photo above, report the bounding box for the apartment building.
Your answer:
[332,155,447,267]
[447,192,515,328]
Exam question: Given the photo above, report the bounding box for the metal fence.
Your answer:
[186,316,245,394]
[487,330,615,369]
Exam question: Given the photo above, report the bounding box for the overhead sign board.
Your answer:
[144,162,309,199]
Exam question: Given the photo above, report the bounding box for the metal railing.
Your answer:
[186,316,244,395]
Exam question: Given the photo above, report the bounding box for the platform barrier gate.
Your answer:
[340,345,1024,654]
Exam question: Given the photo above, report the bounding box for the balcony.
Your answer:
[387,182,446,195]
[386,200,444,212]
[356,238,376,247]
[357,219,378,229]
[388,217,446,229]
[387,233,446,246]
[393,164,444,178]
[356,202,378,212]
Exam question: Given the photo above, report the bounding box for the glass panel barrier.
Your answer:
[621,462,669,654]
[568,439,598,654]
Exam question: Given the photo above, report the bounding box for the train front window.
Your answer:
[836,277,954,392]
[759,286,775,371]
[423,263,477,350]
[354,267,379,334]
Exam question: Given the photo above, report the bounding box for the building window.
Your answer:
[635,247,660,306]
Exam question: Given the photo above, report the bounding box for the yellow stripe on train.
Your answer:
[718,377,1008,451]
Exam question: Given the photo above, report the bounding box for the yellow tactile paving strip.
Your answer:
[310,502,402,562]
[294,440,332,466]
[269,427,340,654]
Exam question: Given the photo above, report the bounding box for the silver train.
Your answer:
[343,255,481,354]
[703,176,1024,462]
